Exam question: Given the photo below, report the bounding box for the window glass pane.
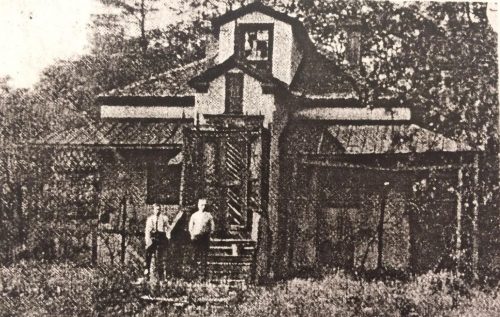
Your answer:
[257,30,268,41]
[225,73,243,114]
[244,29,269,61]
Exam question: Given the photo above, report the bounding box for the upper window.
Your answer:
[235,24,273,71]
[225,72,244,114]
[244,29,270,61]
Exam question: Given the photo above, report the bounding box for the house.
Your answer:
[39,2,480,281]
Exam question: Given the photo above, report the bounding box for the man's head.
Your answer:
[198,198,208,212]
[152,203,161,215]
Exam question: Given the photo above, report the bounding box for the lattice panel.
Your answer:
[226,185,244,226]
[52,149,100,174]
[44,149,101,220]
[223,138,247,229]
[224,139,245,184]
[248,179,260,214]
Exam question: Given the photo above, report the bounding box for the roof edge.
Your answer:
[188,55,288,92]
[212,2,302,30]
[97,96,195,107]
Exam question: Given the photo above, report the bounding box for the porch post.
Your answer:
[471,153,480,280]
[267,100,289,279]
[376,182,389,271]
[285,154,300,273]
[455,164,463,271]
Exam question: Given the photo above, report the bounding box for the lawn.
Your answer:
[1,262,499,316]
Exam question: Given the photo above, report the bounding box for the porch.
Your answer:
[271,122,479,278]
[21,118,265,282]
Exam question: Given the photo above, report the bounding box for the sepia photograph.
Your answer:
[0,0,499,315]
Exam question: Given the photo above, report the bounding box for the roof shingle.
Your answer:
[35,121,193,146]
[287,123,474,155]
[104,55,218,97]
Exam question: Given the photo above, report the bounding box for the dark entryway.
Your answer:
[182,121,264,239]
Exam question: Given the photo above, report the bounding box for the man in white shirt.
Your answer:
[188,198,215,279]
[144,203,169,281]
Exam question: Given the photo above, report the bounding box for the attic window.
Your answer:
[236,24,273,71]
[245,29,269,60]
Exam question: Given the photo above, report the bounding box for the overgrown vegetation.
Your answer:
[1,263,499,316]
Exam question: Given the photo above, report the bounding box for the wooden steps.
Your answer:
[207,239,256,283]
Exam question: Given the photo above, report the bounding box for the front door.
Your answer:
[182,126,262,239]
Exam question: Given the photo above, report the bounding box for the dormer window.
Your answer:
[235,24,273,71]
[245,29,269,60]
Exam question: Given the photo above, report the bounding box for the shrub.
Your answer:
[232,270,500,317]
[2,264,499,317]
[0,262,93,316]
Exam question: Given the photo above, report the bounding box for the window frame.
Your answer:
[235,23,274,71]
[224,72,244,114]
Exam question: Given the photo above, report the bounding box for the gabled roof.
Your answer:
[286,122,474,155]
[211,2,312,50]
[97,4,360,102]
[290,50,359,98]
[101,55,217,98]
[212,2,303,31]
[188,55,287,91]
[100,52,360,101]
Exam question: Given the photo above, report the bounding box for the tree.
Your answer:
[100,0,163,52]
[0,1,210,264]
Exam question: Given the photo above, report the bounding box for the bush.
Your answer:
[232,270,500,317]
[0,262,93,316]
[2,264,499,317]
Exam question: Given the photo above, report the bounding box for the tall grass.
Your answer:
[233,271,500,317]
[1,264,499,317]
[0,262,93,316]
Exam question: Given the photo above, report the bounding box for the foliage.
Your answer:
[99,0,163,52]
[2,264,499,317]
[0,2,207,266]
[230,270,500,317]
[0,263,94,316]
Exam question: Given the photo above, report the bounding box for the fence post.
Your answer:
[471,153,480,280]
[377,182,390,271]
[456,165,463,272]
[120,194,128,263]
[91,170,101,266]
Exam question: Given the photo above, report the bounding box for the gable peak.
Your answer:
[212,1,302,31]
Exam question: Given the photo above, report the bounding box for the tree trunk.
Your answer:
[456,166,463,271]
[408,201,418,273]
[16,183,24,245]
[471,153,480,280]
[377,187,387,271]
[120,196,128,263]
[139,0,148,53]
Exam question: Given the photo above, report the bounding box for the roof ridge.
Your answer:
[212,1,303,30]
